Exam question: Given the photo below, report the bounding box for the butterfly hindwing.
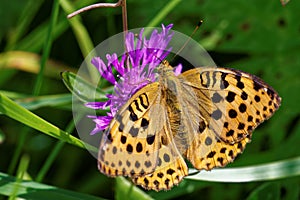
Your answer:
[185,126,252,170]
[132,124,188,191]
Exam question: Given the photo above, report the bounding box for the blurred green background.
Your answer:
[0,0,299,199]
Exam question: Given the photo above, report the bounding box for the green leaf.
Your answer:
[33,0,59,96]
[0,92,97,153]
[0,172,106,200]
[115,177,154,200]
[247,183,281,200]
[247,178,300,200]
[59,0,94,58]
[0,128,5,144]
[0,51,76,79]
[5,0,44,50]
[186,157,300,182]
[15,93,72,110]
[61,71,113,103]
[13,0,98,52]
[145,0,182,29]
[60,0,100,83]
[9,154,30,200]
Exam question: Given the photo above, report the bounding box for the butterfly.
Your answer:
[97,60,281,191]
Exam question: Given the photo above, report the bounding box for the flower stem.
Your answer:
[121,0,128,34]
[67,1,123,19]
[67,0,128,50]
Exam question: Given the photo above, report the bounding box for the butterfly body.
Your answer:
[158,61,196,153]
[98,61,281,191]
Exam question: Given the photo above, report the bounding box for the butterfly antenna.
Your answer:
[171,20,203,61]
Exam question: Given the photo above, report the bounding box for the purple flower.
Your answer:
[86,24,182,135]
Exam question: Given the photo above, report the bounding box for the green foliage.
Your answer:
[0,0,299,199]
[0,172,106,200]
[61,71,111,103]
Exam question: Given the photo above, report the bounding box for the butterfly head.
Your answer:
[157,60,175,76]
[156,60,182,94]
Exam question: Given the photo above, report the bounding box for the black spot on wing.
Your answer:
[136,142,143,153]
[163,153,170,162]
[224,122,229,128]
[205,137,212,145]
[157,172,164,178]
[198,121,206,133]
[106,131,113,143]
[165,179,170,188]
[128,105,138,121]
[226,130,234,137]
[129,126,139,137]
[254,95,261,102]
[141,118,149,128]
[220,73,229,89]
[207,151,216,158]
[126,144,133,153]
[241,91,248,100]
[226,91,236,103]
[135,161,140,168]
[146,135,155,145]
[144,160,152,168]
[121,135,127,144]
[228,109,237,118]
[167,168,175,175]
[211,109,222,120]
[212,92,223,103]
[253,81,262,91]
[235,74,245,89]
[238,123,245,130]
[239,103,247,113]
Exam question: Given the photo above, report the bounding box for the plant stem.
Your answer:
[67,0,122,19]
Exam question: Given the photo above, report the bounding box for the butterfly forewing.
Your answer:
[98,83,162,177]
[178,67,281,170]
[180,67,281,144]
[98,81,187,180]
[185,127,252,170]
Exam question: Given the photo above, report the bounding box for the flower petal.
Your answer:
[107,53,125,76]
[91,57,116,84]
[88,114,113,134]
[173,63,183,76]
[87,24,177,136]
[85,100,111,109]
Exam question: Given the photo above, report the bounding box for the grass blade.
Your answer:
[146,0,182,28]
[186,157,300,182]
[115,177,154,200]
[34,0,59,95]
[60,0,99,83]
[9,154,30,200]
[0,92,97,153]
[0,172,106,200]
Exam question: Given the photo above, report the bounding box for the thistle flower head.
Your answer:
[86,24,182,134]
